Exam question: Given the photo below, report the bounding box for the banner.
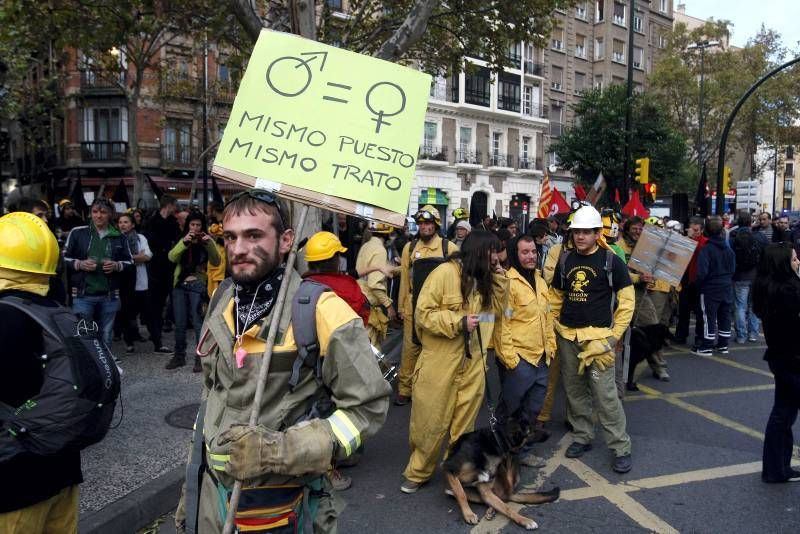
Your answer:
[537,172,552,218]
[212,30,431,225]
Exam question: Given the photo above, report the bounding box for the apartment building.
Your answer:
[777,144,798,212]
[543,0,674,180]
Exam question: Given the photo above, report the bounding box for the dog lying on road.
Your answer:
[442,418,560,530]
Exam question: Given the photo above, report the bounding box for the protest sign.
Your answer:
[212,30,431,226]
[628,225,698,288]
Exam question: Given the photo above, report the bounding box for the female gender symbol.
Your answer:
[365,81,406,134]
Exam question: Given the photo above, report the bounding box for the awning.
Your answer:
[418,187,449,205]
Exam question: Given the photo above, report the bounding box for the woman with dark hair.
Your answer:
[401,230,507,493]
[165,211,221,371]
[752,243,800,483]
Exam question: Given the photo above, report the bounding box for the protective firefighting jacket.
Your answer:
[356,236,392,309]
[397,235,457,317]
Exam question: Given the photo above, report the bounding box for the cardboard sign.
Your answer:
[627,225,698,287]
[212,30,432,226]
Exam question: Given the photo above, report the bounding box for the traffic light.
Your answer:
[644,183,657,204]
[723,166,732,193]
[635,157,650,184]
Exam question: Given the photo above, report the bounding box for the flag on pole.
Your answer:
[537,171,553,218]
[695,163,709,217]
[586,172,607,205]
[574,183,588,201]
[550,187,571,214]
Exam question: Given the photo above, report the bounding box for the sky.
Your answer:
[680,0,800,49]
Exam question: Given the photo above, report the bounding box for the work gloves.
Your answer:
[219,419,333,480]
[576,337,617,374]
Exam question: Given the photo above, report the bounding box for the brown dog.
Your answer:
[443,419,559,530]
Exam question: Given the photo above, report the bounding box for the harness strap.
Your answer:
[185,401,207,534]
[475,326,507,452]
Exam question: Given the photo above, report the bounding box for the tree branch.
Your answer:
[228,0,265,43]
[375,0,438,61]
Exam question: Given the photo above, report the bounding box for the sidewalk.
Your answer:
[78,332,203,534]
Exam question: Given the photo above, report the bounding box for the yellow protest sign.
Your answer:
[212,30,431,221]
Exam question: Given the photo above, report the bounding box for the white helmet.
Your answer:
[570,205,603,229]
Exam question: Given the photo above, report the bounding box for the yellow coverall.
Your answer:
[356,236,392,346]
[396,235,457,398]
[538,243,564,423]
[403,261,507,483]
[206,241,226,299]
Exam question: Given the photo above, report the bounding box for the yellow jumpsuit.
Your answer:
[403,261,507,483]
[356,236,392,346]
[206,241,226,299]
[396,235,457,398]
[538,243,563,423]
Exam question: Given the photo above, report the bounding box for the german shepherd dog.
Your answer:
[442,417,560,530]
[627,323,673,391]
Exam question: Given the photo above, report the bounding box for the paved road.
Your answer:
[102,331,800,533]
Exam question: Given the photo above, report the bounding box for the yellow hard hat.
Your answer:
[414,205,441,226]
[453,207,469,219]
[58,198,73,209]
[305,231,347,262]
[0,212,60,275]
[369,221,393,235]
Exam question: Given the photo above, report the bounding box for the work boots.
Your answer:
[165,354,186,369]
[192,356,202,373]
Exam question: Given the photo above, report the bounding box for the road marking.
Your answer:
[702,354,773,377]
[625,384,774,402]
[662,344,767,357]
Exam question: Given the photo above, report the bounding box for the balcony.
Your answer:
[498,94,520,113]
[456,149,480,165]
[211,80,236,104]
[489,153,514,168]
[81,141,128,163]
[160,74,202,100]
[506,53,522,69]
[522,103,544,118]
[464,88,490,107]
[161,144,196,168]
[518,157,542,170]
[550,122,564,137]
[612,52,625,64]
[419,144,448,162]
[524,60,545,76]
[80,70,125,93]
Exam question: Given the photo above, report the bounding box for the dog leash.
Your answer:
[472,324,508,452]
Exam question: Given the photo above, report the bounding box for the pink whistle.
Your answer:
[235,347,247,369]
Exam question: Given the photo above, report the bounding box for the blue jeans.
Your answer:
[496,357,550,426]
[72,294,121,347]
[734,281,760,341]
[763,359,800,482]
[172,281,205,358]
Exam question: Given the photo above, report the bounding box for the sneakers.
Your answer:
[126,345,135,354]
[653,370,671,382]
[154,345,172,353]
[714,345,729,355]
[394,394,411,406]
[612,454,633,474]
[565,442,592,458]
[330,470,352,491]
[165,355,186,369]
[747,336,759,343]
[519,453,547,468]
[692,347,712,356]
[400,479,422,494]
[734,337,746,344]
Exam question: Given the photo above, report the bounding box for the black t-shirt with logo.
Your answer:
[552,247,632,328]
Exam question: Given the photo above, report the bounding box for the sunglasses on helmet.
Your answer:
[226,189,286,229]
[414,210,435,222]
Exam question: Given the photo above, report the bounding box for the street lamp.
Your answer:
[686,40,719,187]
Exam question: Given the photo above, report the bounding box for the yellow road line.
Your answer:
[662,344,767,357]
[624,461,763,489]
[702,354,773,377]
[625,384,774,402]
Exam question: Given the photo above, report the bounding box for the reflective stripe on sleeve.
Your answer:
[207,450,231,472]
[327,410,362,457]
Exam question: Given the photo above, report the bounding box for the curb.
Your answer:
[79,466,184,534]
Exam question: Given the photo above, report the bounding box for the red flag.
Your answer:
[537,172,552,218]
[550,187,571,215]
[621,190,649,218]
[574,184,588,201]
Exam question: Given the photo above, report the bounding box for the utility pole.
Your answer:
[202,33,209,215]
[686,40,719,194]
[772,143,779,215]
[621,0,636,205]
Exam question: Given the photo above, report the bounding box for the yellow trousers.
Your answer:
[403,349,485,483]
[0,485,78,534]
[397,314,422,397]
[366,307,389,347]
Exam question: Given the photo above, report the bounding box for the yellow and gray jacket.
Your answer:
[196,271,391,489]
[398,235,458,317]
[356,236,392,309]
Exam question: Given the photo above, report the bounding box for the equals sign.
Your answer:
[323,82,351,104]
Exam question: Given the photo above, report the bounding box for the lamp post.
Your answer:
[686,40,719,188]
[0,59,7,215]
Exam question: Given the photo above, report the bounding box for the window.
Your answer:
[164,120,193,164]
[492,131,502,157]
[787,162,795,177]
[659,34,668,48]
[613,2,626,26]
[788,146,795,159]
[783,198,792,210]
[575,34,587,58]
[430,75,447,100]
[575,2,587,19]
[82,107,128,142]
[175,58,190,80]
[523,84,541,117]
[594,74,603,90]
[551,66,564,91]
[575,72,587,94]
[551,28,564,51]
[464,65,491,106]
[218,63,230,83]
[423,121,437,149]
[522,136,531,160]
[633,13,643,32]
[459,127,472,153]
[507,42,522,68]
[498,72,521,112]
[659,0,667,13]
[596,0,604,22]
[633,82,643,94]
[327,0,343,10]
[612,39,625,63]
[595,37,605,59]
[549,103,563,137]
[784,179,794,194]
[633,47,644,69]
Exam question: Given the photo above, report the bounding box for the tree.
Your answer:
[648,21,800,185]
[550,85,691,196]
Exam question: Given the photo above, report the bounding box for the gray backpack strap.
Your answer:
[184,400,207,534]
[558,247,570,289]
[208,278,234,315]
[605,248,617,318]
[289,280,331,391]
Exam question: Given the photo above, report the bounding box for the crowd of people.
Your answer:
[1,192,799,533]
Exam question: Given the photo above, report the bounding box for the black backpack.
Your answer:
[0,296,120,462]
[409,238,451,345]
[732,229,761,270]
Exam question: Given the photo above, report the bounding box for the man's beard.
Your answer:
[419,229,436,243]
[229,244,281,287]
